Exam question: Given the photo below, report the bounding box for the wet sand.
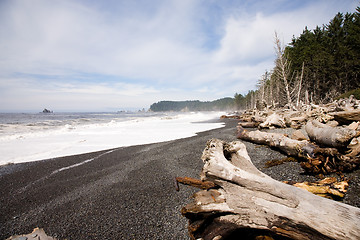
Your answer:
[1,118,359,239]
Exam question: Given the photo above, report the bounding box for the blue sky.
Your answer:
[0,0,358,112]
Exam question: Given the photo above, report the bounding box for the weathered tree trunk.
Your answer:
[305,120,358,148]
[238,121,259,128]
[304,90,309,106]
[296,62,304,108]
[274,32,293,108]
[259,113,286,129]
[237,127,359,174]
[237,126,317,157]
[330,109,360,125]
[181,139,360,240]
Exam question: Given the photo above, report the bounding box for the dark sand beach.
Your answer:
[1,118,359,239]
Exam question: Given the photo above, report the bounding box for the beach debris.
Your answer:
[237,125,360,175]
[290,129,307,141]
[231,96,359,132]
[331,109,360,124]
[333,95,360,112]
[265,157,297,168]
[305,120,357,148]
[238,121,260,128]
[180,139,360,240]
[346,136,360,158]
[6,228,57,240]
[284,177,349,200]
[259,113,286,129]
[220,114,241,119]
[237,126,318,157]
[174,176,216,191]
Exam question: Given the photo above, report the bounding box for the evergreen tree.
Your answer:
[284,6,360,103]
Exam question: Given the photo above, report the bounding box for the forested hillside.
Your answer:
[235,6,360,110]
[149,98,235,112]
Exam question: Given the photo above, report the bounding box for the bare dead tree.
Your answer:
[256,71,270,110]
[274,32,293,108]
[296,62,305,108]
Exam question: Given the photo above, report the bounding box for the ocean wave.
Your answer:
[0,111,225,165]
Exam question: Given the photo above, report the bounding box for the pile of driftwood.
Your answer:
[178,139,360,240]
[177,96,360,239]
[234,96,360,175]
[237,96,360,129]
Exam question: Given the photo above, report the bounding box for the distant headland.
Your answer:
[149,98,235,112]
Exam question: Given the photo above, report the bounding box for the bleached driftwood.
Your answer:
[237,127,359,174]
[334,95,360,112]
[259,113,286,129]
[237,126,317,157]
[346,136,360,158]
[330,109,360,125]
[288,116,308,129]
[251,112,267,123]
[283,111,309,129]
[305,120,358,148]
[290,130,307,141]
[181,139,360,240]
[220,114,241,119]
[237,121,259,128]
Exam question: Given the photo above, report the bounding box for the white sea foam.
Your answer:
[0,112,225,165]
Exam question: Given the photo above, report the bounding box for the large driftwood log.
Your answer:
[305,120,358,148]
[237,127,359,174]
[237,126,317,157]
[259,113,286,129]
[181,139,360,240]
[238,121,260,128]
[330,109,360,125]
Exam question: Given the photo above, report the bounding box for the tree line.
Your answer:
[149,98,235,112]
[235,6,360,110]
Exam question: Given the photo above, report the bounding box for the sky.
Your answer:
[0,0,358,112]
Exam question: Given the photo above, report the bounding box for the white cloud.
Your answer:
[213,1,356,66]
[0,0,358,111]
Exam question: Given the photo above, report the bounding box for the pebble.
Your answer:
[13,237,27,240]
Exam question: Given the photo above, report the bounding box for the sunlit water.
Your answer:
[0,111,225,165]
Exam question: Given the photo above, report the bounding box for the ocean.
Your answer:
[0,111,224,165]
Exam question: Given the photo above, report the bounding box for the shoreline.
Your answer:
[1,118,359,239]
[0,118,234,239]
[0,111,225,166]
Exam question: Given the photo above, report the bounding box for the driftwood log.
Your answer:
[259,113,286,129]
[333,95,360,112]
[238,121,260,128]
[330,109,360,125]
[181,139,360,240]
[305,120,358,148]
[237,127,359,174]
[237,127,317,158]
